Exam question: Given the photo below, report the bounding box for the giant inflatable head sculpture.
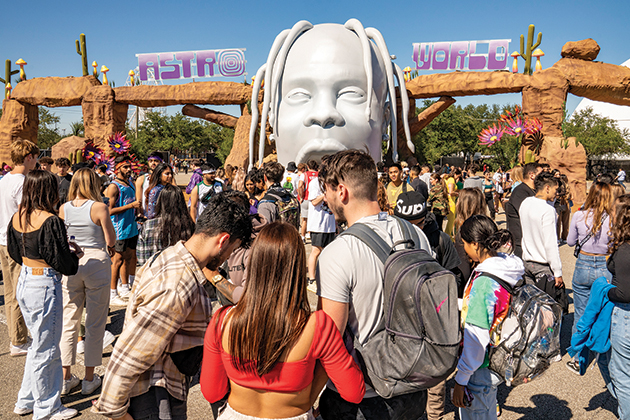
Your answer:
[249,19,414,167]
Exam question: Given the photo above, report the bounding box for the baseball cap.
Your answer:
[393,191,427,221]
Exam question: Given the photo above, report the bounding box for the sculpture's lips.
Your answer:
[295,138,348,163]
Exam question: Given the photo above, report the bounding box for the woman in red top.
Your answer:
[201,222,364,420]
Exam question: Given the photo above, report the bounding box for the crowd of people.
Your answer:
[2,139,630,420]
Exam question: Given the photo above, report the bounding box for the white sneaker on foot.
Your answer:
[10,341,30,357]
[81,374,102,395]
[61,374,81,395]
[102,330,116,350]
[50,406,78,420]
[13,406,33,415]
[118,285,130,299]
[77,340,85,354]
[110,295,128,307]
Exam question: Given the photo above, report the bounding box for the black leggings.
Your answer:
[485,193,495,219]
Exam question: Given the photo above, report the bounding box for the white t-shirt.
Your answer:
[520,196,562,277]
[0,173,25,246]
[306,177,335,233]
[316,212,433,397]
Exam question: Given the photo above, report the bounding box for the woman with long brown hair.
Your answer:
[566,181,614,374]
[144,163,174,219]
[453,188,488,296]
[200,222,364,420]
[603,194,630,419]
[8,170,80,419]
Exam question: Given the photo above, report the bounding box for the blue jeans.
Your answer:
[609,302,630,420]
[15,267,64,420]
[572,254,612,335]
[459,368,503,420]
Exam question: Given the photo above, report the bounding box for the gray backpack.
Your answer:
[340,218,461,398]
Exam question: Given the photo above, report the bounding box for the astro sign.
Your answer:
[136,49,246,81]
[412,40,510,71]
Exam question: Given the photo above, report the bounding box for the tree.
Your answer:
[130,111,234,163]
[563,107,630,158]
[411,101,505,165]
[69,120,84,137]
[38,108,62,149]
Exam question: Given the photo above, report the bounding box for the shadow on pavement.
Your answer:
[586,388,617,416]
[502,394,572,419]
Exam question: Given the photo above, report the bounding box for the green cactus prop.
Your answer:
[69,151,75,165]
[75,149,82,163]
[519,24,542,76]
[76,34,89,76]
[0,59,19,97]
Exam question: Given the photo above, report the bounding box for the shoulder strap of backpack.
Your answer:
[392,216,418,250]
[339,223,391,265]
[477,271,514,294]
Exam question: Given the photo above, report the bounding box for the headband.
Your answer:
[148,155,163,162]
[115,160,130,171]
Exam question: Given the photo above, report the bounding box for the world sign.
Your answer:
[412,40,510,71]
[136,49,246,81]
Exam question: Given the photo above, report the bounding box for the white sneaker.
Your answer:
[10,341,30,357]
[61,374,81,395]
[102,330,116,350]
[76,340,85,354]
[81,374,102,395]
[118,285,131,299]
[50,406,78,420]
[13,406,33,415]
[110,295,128,307]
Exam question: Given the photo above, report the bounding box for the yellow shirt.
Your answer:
[386,182,415,210]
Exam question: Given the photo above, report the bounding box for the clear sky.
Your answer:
[3,0,629,134]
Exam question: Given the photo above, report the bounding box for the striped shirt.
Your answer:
[93,241,212,418]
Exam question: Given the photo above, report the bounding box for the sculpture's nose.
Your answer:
[303,93,344,129]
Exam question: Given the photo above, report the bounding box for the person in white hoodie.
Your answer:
[453,215,525,420]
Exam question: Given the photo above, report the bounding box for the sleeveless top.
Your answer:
[63,200,106,249]
[196,181,222,220]
[110,179,139,240]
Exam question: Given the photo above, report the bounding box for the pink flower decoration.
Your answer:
[107,132,130,154]
[505,117,528,136]
[478,124,504,147]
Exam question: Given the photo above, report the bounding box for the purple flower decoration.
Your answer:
[82,141,103,162]
[108,132,130,154]
[95,155,115,174]
[478,124,504,147]
[505,117,528,137]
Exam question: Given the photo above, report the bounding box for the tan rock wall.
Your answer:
[521,67,569,138]
[11,76,101,107]
[539,136,588,205]
[0,99,39,165]
[113,82,253,107]
[561,39,600,61]
[553,59,630,106]
[224,114,252,169]
[405,72,529,98]
[51,136,86,161]
[82,86,128,152]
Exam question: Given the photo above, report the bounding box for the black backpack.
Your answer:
[340,218,461,398]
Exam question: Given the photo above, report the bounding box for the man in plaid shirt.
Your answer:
[93,194,253,420]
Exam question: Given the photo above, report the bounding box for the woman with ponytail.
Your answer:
[453,215,524,420]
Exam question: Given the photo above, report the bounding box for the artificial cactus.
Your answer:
[0,59,19,98]
[69,151,75,164]
[75,149,82,163]
[519,24,542,76]
[76,33,89,76]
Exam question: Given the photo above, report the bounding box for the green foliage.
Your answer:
[412,101,505,165]
[38,108,62,149]
[519,24,542,76]
[563,107,630,158]
[130,111,234,163]
[69,120,84,137]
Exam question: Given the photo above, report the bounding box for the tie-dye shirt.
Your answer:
[460,271,512,368]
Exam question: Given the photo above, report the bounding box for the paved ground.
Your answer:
[0,177,619,419]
